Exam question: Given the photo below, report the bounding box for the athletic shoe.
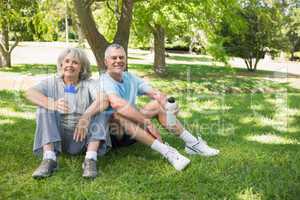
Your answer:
[185,137,219,156]
[163,144,190,171]
[32,159,58,179]
[82,159,98,179]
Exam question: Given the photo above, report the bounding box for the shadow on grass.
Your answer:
[168,55,213,62]
[0,64,57,75]
[129,63,300,94]
[128,56,144,60]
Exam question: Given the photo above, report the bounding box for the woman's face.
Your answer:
[61,54,81,80]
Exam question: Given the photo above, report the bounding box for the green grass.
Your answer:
[0,62,300,200]
[168,54,213,62]
[0,64,100,75]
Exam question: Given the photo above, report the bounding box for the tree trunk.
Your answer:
[244,58,257,72]
[113,0,133,71]
[290,49,295,61]
[0,52,3,67]
[254,57,260,71]
[73,0,109,71]
[0,24,11,67]
[244,59,250,71]
[73,0,133,71]
[152,24,166,74]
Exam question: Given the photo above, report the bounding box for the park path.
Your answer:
[1,42,300,90]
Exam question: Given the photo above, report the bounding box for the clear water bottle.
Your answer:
[64,84,77,113]
[165,97,177,127]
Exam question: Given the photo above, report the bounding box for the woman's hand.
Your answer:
[49,98,70,113]
[73,116,90,142]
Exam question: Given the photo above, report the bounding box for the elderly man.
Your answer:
[98,44,219,171]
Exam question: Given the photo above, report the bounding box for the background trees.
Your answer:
[0,0,39,67]
[284,2,300,60]
[0,0,298,72]
[132,0,189,74]
[213,0,285,71]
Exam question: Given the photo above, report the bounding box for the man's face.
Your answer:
[105,48,126,76]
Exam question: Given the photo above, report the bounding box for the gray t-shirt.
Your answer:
[33,75,99,130]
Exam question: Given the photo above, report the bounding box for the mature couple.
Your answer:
[26,44,219,179]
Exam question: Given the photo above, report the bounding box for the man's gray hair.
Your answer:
[104,43,126,59]
[57,47,91,80]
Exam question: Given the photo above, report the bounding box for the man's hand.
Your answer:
[73,117,90,142]
[49,98,70,113]
[152,91,167,106]
[173,106,180,116]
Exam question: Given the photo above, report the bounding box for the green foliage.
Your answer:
[0,0,39,40]
[284,4,300,59]
[92,1,118,43]
[212,0,285,71]
[131,0,190,48]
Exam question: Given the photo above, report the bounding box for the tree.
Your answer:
[73,0,133,70]
[133,0,189,74]
[285,5,300,60]
[216,0,285,71]
[0,0,40,67]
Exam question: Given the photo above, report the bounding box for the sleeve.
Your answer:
[88,79,104,101]
[131,73,152,96]
[100,76,120,97]
[32,76,56,97]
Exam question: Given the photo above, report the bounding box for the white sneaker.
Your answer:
[163,144,190,171]
[185,137,219,156]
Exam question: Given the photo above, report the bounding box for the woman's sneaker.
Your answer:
[32,159,58,179]
[163,144,190,171]
[82,158,98,179]
[185,137,219,156]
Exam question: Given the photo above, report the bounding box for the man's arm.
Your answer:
[108,93,150,125]
[80,92,109,120]
[74,92,109,142]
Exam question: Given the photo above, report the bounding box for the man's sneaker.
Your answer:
[185,137,219,156]
[82,159,98,179]
[32,159,58,179]
[163,144,190,171]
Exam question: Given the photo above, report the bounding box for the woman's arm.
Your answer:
[25,88,69,113]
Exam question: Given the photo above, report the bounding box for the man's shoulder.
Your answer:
[99,72,112,82]
[124,71,141,81]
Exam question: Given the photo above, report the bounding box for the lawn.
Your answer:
[0,57,300,200]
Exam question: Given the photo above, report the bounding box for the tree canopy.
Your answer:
[215,0,285,71]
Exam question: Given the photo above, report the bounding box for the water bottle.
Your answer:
[165,97,177,127]
[64,84,77,113]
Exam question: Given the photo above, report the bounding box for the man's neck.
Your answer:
[108,72,123,82]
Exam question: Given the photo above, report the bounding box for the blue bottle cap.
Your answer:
[64,84,77,93]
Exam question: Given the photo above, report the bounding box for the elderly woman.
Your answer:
[26,48,109,179]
